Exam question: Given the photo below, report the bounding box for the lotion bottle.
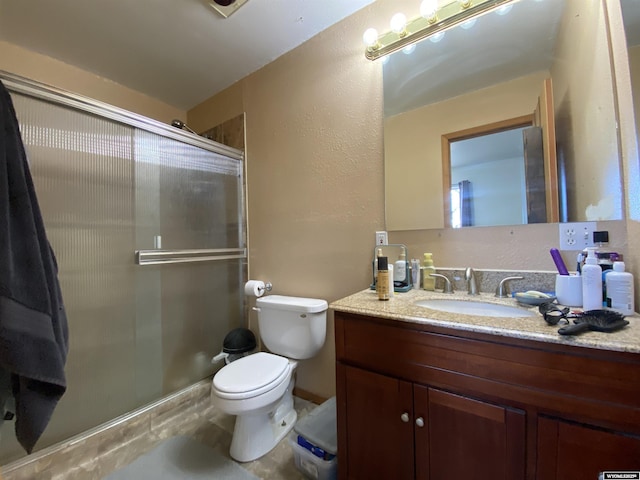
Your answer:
[376,256,390,301]
[394,251,407,283]
[422,253,436,291]
[606,261,635,315]
[581,248,602,311]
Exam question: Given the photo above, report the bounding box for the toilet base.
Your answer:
[229,377,297,462]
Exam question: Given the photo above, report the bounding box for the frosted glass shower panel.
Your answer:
[133,130,245,398]
[134,130,244,250]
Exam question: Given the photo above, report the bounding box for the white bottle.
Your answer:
[606,261,635,315]
[581,249,603,311]
[394,251,407,282]
[387,263,395,296]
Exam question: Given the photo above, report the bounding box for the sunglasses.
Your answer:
[538,302,573,325]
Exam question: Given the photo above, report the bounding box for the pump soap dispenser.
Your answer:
[581,248,602,311]
[422,253,436,291]
[395,251,408,283]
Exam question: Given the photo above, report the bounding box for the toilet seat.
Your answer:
[213,352,291,400]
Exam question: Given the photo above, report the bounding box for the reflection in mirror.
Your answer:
[449,123,531,227]
[383,0,623,231]
[621,0,640,146]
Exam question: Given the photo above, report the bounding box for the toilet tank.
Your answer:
[255,295,328,359]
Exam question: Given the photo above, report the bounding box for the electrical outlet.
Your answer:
[558,222,596,250]
[376,231,388,245]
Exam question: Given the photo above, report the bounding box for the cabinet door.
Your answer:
[414,386,526,480]
[342,365,415,480]
[537,416,640,479]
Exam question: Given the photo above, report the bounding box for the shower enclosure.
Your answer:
[0,72,247,464]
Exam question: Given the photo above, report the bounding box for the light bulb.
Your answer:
[457,0,472,9]
[390,13,407,35]
[402,44,417,55]
[429,31,445,43]
[363,28,379,47]
[420,0,438,19]
[496,4,512,15]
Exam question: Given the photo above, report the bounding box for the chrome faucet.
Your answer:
[465,267,478,295]
[495,276,524,298]
[430,273,454,294]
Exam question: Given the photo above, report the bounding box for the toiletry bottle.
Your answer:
[581,248,602,311]
[411,259,421,289]
[388,263,395,295]
[422,253,436,291]
[376,256,390,301]
[592,230,616,305]
[372,248,382,288]
[606,261,635,315]
[394,251,407,284]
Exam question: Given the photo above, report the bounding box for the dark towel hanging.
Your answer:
[0,80,69,453]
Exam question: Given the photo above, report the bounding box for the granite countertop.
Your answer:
[330,288,640,354]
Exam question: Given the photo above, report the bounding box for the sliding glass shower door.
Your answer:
[0,76,246,463]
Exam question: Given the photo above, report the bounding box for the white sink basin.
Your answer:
[415,299,536,318]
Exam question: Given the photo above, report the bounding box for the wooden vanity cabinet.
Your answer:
[335,311,640,480]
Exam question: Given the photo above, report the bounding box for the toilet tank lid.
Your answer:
[256,295,328,313]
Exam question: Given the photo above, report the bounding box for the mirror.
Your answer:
[383,0,623,230]
[621,0,640,144]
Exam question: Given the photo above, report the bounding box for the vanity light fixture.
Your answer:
[363,0,518,61]
[420,0,439,23]
[390,12,408,37]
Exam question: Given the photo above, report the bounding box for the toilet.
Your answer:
[211,294,328,462]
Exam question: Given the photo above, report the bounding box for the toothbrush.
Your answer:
[550,248,569,275]
[576,252,583,275]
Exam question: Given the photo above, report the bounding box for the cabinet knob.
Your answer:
[415,417,425,427]
[401,412,410,423]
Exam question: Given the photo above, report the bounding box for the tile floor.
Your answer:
[1,389,319,480]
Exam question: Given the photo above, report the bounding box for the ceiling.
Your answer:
[0,0,374,110]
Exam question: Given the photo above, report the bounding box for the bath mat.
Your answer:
[104,436,260,480]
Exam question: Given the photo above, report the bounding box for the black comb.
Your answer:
[557,309,629,336]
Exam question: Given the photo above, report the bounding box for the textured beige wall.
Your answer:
[0,41,185,123]
[189,81,244,133]
[244,17,385,398]
[385,71,548,231]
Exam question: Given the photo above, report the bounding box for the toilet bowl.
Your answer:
[211,295,328,462]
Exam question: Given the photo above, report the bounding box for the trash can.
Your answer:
[213,327,257,364]
[288,396,337,480]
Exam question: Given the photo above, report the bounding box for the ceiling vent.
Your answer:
[208,0,249,18]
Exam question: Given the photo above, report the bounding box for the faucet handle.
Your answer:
[430,273,454,294]
[495,276,524,298]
